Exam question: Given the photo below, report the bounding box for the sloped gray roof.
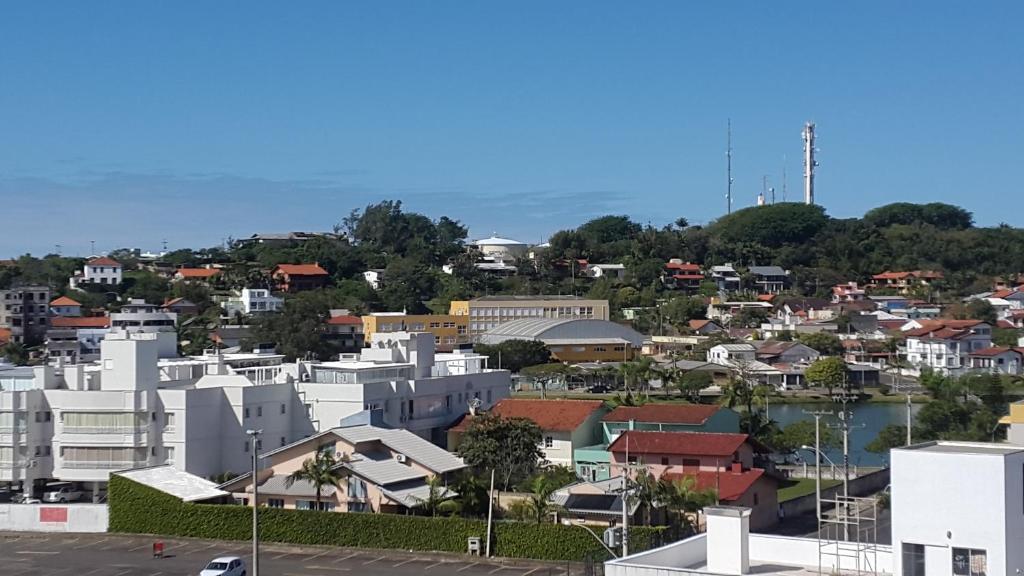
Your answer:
[335,426,465,474]
[344,451,427,486]
[748,266,787,276]
[117,465,228,502]
[259,475,337,498]
[381,482,457,508]
[479,318,644,347]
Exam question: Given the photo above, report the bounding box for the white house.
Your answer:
[471,236,528,262]
[904,320,993,375]
[69,257,123,290]
[967,346,1024,375]
[707,343,756,365]
[586,264,627,280]
[363,269,384,290]
[110,300,178,358]
[222,288,284,317]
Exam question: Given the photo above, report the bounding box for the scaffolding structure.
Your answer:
[817,495,882,576]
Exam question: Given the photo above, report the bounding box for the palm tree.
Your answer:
[285,449,346,511]
[451,471,490,518]
[631,471,661,525]
[525,474,563,524]
[658,475,718,534]
[412,475,459,517]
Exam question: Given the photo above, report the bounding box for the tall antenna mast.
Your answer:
[802,122,817,205]
[726,119,733,214]
[782,155,787,201]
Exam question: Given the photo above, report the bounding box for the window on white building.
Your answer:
[267,498,285,508]
[952,548,987,576]
[165,447,175,463]
[257,406,263,417]
[544,436,553,448]
[902,544,925,576]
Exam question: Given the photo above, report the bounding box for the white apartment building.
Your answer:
[111,299,178,357]
[222,288,284,317]
[69,257,123,290]
[607,440,1024,576]
[1,330,509,498]
[904,321,992,376]
[296,332,510,445]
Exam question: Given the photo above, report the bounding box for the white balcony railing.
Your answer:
[61,460,147,470]
[62,426,147,435]
[0,426,27,434]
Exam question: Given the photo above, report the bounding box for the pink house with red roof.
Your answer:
[608,430,778,530]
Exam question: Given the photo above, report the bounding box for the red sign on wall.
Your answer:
[39,507,68,523]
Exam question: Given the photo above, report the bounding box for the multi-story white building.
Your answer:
[111,300,178,357]
[904,320,992,375]
[69,257,123,290]
[296,332,510,444]
[221,288,284,317]
[1,330,509,499]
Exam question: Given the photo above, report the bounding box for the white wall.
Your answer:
[0,504,108,532]
[892,447,1017,576]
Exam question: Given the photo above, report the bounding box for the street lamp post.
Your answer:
[247,429,263,576]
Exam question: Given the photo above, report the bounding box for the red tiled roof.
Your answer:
[608,431,750,457]
[0,327,10,345]
[275,263,328,276]
[662,469,768,502]
[176,268,220,278]
[969,347,1017,357]
[873,270,943,280]
[904,320,987,339]
[872,271,909,280]
[990,289,1017,299]
[665,262,701,272]
[51,316,110,329]
[450,399,605,433]
[689,320,712,331]
[602,404,723,426]
[50,296,81,307]
[997,319,1017,329]
[756,294,775,302]
[327,315,362,325]
[87,257,121,267]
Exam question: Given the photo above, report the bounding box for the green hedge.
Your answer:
[108,475,666,561]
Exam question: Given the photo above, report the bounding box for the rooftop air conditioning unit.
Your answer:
[395,454,407,464]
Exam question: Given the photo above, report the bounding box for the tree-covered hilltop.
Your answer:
[3,200,1024,325]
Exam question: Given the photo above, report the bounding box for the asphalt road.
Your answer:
[0,533,580,576]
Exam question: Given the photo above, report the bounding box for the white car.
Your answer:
[43,486,82,503]
[200,556,246,576]
[16,494,41,504]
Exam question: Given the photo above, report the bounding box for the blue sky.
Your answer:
[1,2,1022,256]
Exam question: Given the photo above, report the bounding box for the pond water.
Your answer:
[768,401,923,468]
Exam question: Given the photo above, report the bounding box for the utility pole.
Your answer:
[829,392,864,541]
[485,469,495,557]
[803,409,833,523]
[247,429,263,576]
[726,119,733,215]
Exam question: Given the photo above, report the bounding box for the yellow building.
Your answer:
[450,295,611,340]
[361,312,469,351]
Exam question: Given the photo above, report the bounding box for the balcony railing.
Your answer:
[62,426,147,435]
[0,426,27,434]
[60,460,147,470]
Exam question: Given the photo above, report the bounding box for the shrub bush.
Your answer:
[108,475,667,561]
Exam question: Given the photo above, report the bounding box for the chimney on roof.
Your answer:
[705,506,751,575]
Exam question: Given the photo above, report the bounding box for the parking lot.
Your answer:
[0,533,583,576]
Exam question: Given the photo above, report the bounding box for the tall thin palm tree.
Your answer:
[285,449,346,511]
[525,474,563,524]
